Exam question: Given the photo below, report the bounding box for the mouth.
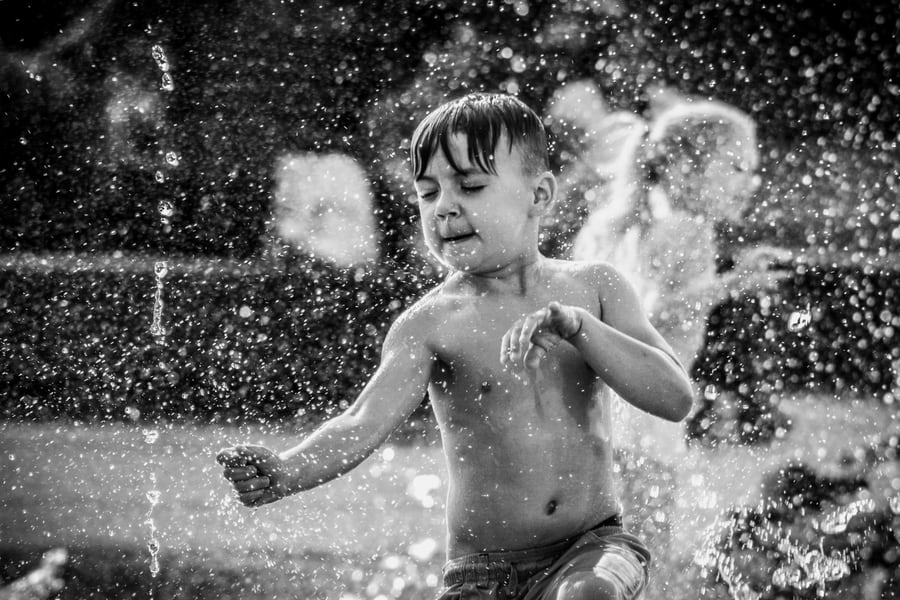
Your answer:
[442,232,476,244]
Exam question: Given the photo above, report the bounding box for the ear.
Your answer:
[529,171,557,217]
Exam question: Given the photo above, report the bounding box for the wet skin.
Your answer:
[217,132,693,560]
[423,262,621,555]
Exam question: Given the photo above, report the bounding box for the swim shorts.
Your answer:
[435,515,650,600]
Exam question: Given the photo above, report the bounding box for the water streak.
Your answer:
[150,262,167,338]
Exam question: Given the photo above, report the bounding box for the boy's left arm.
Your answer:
[502,265,694,421]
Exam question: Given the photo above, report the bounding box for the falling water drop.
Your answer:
[165,152,179,167]
[154,170,165,183]
[151,44,166,66]
[158,201,174,218]
[788,307,812,332]
[150,264,167,338]
[160,72,174,92]
[149,553,160,577]
[772,564,804,588]
[143,428,160,444]
[819,555,850,581]
[146,472,162,579]
[890,494,900,514]
[703,384,719,400]
[818,511,850,535]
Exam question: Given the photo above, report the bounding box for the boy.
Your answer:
[218,93,694,600]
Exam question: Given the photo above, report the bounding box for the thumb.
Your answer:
[548,301,573,325]
[548,302,582,339]
[216,447,248,468]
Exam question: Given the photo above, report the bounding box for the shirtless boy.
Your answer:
[218,93,694,600]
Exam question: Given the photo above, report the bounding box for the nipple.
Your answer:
[545,500,558,515]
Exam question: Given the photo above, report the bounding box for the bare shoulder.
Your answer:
[382,278,464,352]
[550,259,633,294]
[558,259,643,319]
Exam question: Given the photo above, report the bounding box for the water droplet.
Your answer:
[143,429,159,444]
[150,323,166,337]
[158,201,174,218]
[19,136,27,145]
[154,261,168,279]
[788,307,812,332]
[147,489,161,505]
[151,44,165,63]
[165,151,179,166]
[160,72,174,92]
[238,305,252,318]
[820,555,850,581]
[890,494,900,514]
[818,512,849,534]
[703,384,718,400]
[773,557,805,588]
[154,170,165,183]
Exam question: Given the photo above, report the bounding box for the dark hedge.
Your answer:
[687,260,900,446]
[0,255,436,424]
[4,254,896,432]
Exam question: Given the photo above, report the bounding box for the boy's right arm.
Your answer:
[217,305,435,507]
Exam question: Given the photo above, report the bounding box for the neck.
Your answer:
[456,251,545,296]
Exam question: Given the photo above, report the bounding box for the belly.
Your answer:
[440,422,620,557]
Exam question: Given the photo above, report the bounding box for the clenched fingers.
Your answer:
[236,488,279,507]
[524,331,563,370]
[223,465,258,482]
[234,476,271,494]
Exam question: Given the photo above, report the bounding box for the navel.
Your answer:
[545,499,558,515]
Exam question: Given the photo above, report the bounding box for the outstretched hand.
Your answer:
[216,445,291,507]
[501,302,583,371]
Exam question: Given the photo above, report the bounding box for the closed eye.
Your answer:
[461,185,485,194]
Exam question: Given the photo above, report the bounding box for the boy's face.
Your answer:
[414,132,541,274]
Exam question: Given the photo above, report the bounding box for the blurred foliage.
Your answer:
[0,256,436,423]
[0,0,897,257]
[688,262,900,446]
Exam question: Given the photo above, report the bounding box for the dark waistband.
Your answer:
[442,514,624,586]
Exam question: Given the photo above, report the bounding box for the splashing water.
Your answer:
[158,200,174,218]
[146,471,161,579]
[143,428,160,444]
[150,262,167,338]
[695,501,856,599]
[150,45,168,71]
[818,497,876,534]
[160,72,174,92]
[890,494,900,514]
[151,44,173,92]
[787,306,812,332]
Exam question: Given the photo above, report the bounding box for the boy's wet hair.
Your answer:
[410,93,549,180]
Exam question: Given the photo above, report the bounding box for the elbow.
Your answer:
[665,385,694,422]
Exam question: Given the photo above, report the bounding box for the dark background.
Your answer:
[2,0,897,259]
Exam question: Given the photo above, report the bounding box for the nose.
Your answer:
[434,190,460,220]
